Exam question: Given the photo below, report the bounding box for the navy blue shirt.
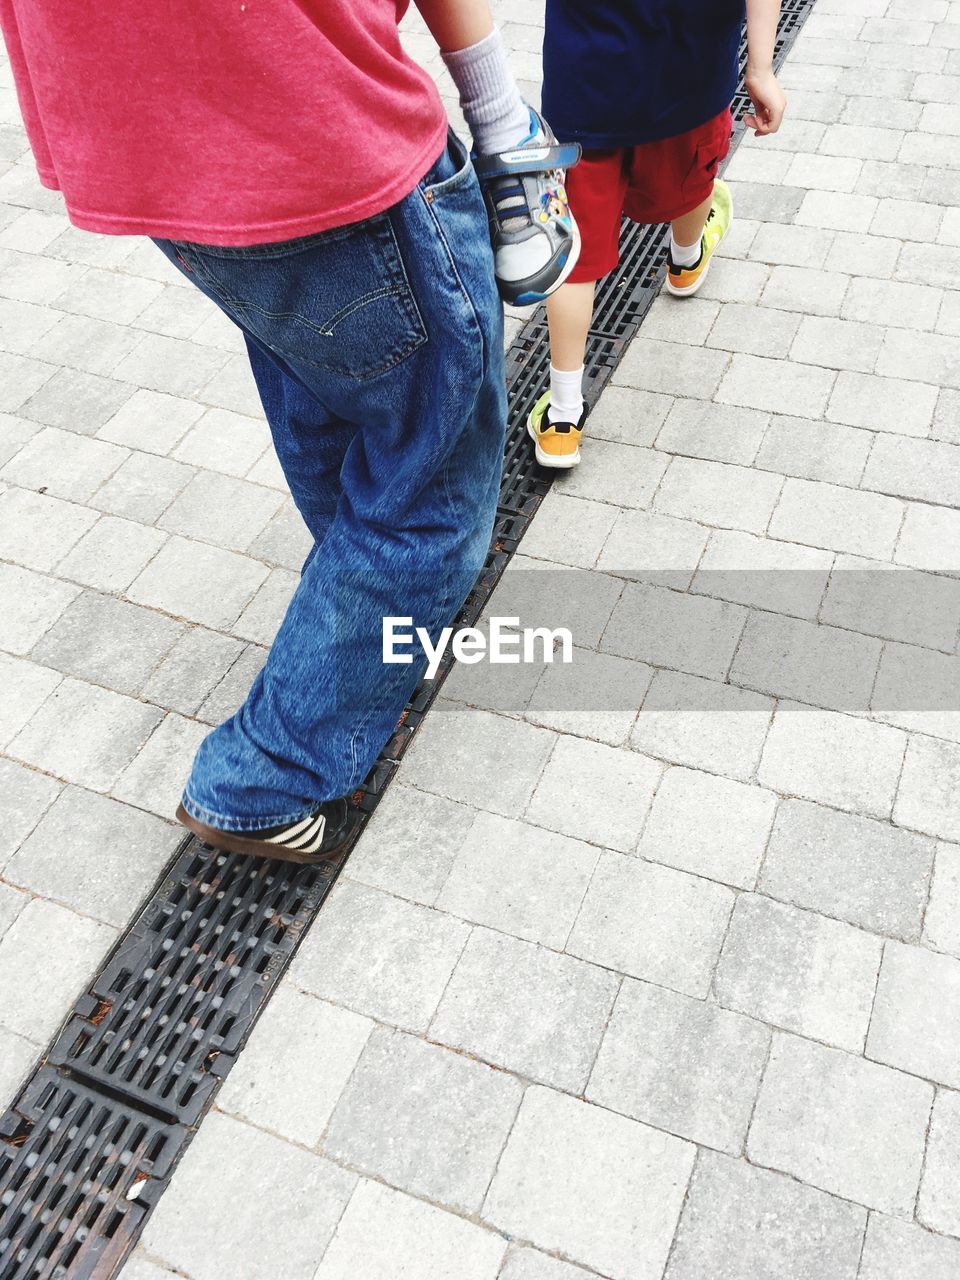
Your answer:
[542,0,746,148]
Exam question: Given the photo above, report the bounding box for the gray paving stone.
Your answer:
[760,264,851,315]
[825,230,902,279]
[0,247,85,306]
[499,1249,596,1280]
[127,535,269,629]
[894,502,960,573]
[796,189,879,233]
[897,239,960,288]
[0,412,37,466]
[0,351,56,413]
[638,766,776,889]
[597,509,708,591]
[822,557,960,652]
[230,567,297,645]
[924,842,960,957]
[664,1149,866,1280]
[525,646,653,747]
[640,296,720,346]
[691,527,834,619]
[612,337,730,400]
[519,491,619,570]
[97,387,205,455]
[654,455,784,534]
[717,352,836,417]
[867,941,960,1087]
[918,1088,960,1236]
[140,626,244,717]
[526,736,662,853]
[706,302,801,357]
[761,799,934,941]
[696,257,771,305]
[0,1026,40,1110]
[768,478,903,559]
[731,610,881,713]
[759,415,871,489]
[4,787,177,926]
[170,406,269,476]
[317,1179,506,1280]
[856,158,929,200]
[90,451,195,524]
[159,469,284,553]
[0,882,29,941]
[112,1256,179,1280]
[759,703,906,819]
[141,1110,356,1280]
[0,897,115,1043]
[842,277,942,333]
[29,312,144,377]
[56,515,167,593]
[0,424,126,501]
[111,712,211,817]
[132,283,217,341]
[112,332,229,399]
[0,653,61,750]
[877,327,960,391]
[864,433,960,505]
[289,880,469,1032]
[9,677,162,791]
[601,581,746,681]
[403,706,555,818]
[790,315,884,373]
[587,384,669,447]
[559,441,667,511]
[436,811,598,949]
[568,852,734,998]
[632,669,774,781]
[827,370,939,436]
[196,642,266,724]
[53,267,163,326]
[31,592,183,696]
[197,350,263,415]
[325,1026,522,1213]
[894,734,960,841]
[716,894,882,1051]
[655,400,768,467]
[860,1212,960,1280]
[748,1033,932,1215]
[218,985,371,1146]
[485,557,624,650]
[748,223,836,268]
[433,929,617,1094]
[0,487,98,571]
[588,979,769,1154]
[484,1087,694,1280]
[345,782,473,906]
[0,757,61,870]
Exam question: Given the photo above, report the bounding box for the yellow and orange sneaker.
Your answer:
[664,179,733,298]
[527,389,585,469]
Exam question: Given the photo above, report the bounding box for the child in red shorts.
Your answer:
[529,0,788,468]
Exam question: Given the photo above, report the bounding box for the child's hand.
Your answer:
[744,65,787,136]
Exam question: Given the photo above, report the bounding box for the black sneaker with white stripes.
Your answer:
[175,796,360,865]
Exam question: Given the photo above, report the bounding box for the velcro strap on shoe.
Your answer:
[473,142,582,181]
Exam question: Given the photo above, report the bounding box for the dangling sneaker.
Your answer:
[665,179,734,298]
[527,389,586,469]
[473,107,582,307]
[176,796,360,865]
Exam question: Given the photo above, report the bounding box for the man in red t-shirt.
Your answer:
[1,0,578,861]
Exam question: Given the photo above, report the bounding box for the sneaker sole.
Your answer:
[664,187,733,298]
[526,412,581,469]
[176,802,359,865]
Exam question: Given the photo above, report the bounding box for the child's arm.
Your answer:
[413,0,494,51]
[744,0,788,136]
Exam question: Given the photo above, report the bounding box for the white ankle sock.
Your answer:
[670,233,702,269]
[548,365,584,425]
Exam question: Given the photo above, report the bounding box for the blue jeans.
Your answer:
[155,133,506,831]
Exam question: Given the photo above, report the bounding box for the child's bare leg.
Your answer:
[547,280,595,370]
[671,188,714,261]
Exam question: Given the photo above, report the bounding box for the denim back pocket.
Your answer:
[174,215,427,382]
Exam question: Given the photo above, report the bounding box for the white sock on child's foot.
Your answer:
[670,234,702,269]
[548,365,585,425]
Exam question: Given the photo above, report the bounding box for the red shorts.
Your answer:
[565,108,733,283]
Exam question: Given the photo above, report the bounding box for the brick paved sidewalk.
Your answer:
[4,1,960,1277]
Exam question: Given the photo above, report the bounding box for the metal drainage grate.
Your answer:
[0,3,819,1273]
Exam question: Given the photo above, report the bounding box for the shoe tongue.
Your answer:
[490,175,530,235]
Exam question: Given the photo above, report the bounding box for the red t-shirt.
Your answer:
[0,0,448,245]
